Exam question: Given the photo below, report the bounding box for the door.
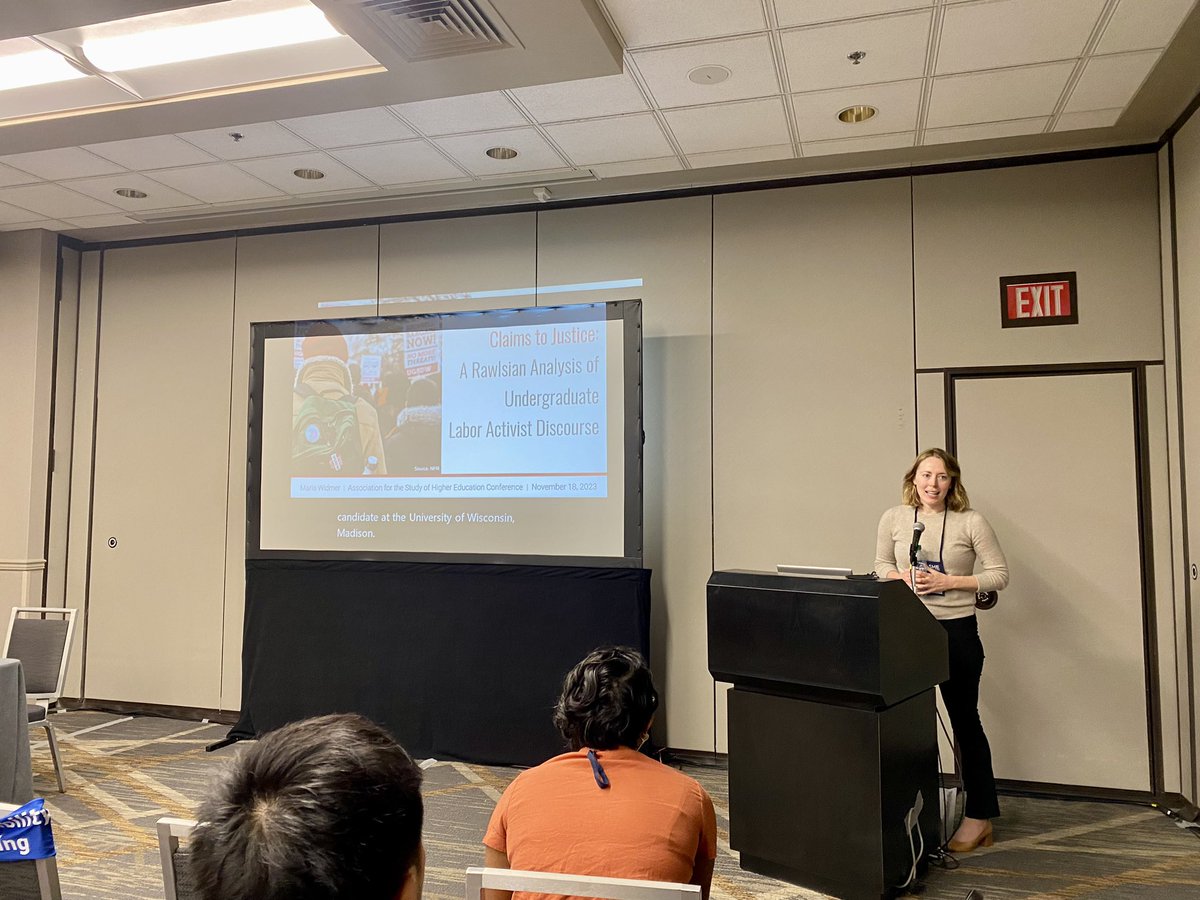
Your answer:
[953,371,1152,791]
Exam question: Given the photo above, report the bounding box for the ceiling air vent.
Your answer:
[324,0,518,62]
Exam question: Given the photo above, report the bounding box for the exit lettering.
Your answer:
[999,272,1078,328]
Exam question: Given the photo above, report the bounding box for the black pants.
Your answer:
[939,615,1000,820]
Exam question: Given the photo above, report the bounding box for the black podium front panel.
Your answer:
[728,688,941,900]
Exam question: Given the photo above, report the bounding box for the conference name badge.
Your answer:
[0,797,56,860]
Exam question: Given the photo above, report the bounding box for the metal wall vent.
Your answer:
[330,0,516,61]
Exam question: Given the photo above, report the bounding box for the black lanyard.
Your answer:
[913,506,948,565]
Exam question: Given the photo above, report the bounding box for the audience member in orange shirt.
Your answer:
[483,647,717,899]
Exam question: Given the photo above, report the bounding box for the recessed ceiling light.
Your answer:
[688,65,731,85]
[293,168,326,180]
[0,46,87,92]
[81,3,340,73]
[114,187,148,199]
[485,147,518,160]
[837,105,878,124]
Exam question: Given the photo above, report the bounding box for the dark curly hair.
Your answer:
[190,714,423,900]
[553,646,659,751]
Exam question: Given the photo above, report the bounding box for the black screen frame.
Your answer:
[246,300,643,567]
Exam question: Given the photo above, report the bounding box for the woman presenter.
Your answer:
[875,448,1009,852]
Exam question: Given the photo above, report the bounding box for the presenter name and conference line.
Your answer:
[293,475,607,499]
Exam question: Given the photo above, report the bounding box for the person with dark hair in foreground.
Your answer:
[483,647,717,899]
[190,713,425,900]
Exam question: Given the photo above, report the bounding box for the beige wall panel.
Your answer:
[222,225,379,708]
[1172,108,1200,801]
[914,156,1163,369]
[63,252,102,700]
[1157,144,1193,799]
[536,197,714,751]
[713,179,916,573]
[379,213,536,314]
[958,373,1149,790]
[1146,364,1182,793]
[916,372,946,452]
[87,239,235,707]
[0,230,57,610]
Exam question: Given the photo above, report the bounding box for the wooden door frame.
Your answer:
[938,361,1164,800]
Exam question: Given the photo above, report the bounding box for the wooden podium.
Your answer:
[707,571,948,900]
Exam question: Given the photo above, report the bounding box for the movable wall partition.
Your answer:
[32,150,1195,801]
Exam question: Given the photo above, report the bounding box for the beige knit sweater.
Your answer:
[874,505,1009,620]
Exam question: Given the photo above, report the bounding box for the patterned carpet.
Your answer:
[19,711,1200,899]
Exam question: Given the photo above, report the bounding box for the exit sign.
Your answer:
[999,272,1078,328]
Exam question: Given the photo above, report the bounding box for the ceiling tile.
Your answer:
[544,114,674,165]
[936,0,1106,75]
[663,98,791,155]
[802,131,916,156]
[589,157,683,178]
[923,117,1049,145]
[779,10,932,92]
[511,73,649,123]
[1064,51,1161,113]
[792,79,922,141]
[177,122,314,160]
[432,128,570,176]
[0,183,123,218]
[599,0,767,49]
[775,1,934,28]
[148,163,284,204]
[0,201,45,226]
[58,173,204,212]
[1097,0,1197,53]
[631,34,782,109]
[687,145,794,169]
[0,163,40,188]
[0,147,125,180]
[391,92,529,136]
[331,142,468,185]
[281,107,416,148]
[234,152,376,195]
[83,135,217,170]
[927,62,1075,128]
[1054,108,1123,131]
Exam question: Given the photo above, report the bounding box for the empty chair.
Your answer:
[3,609,77,794]
[157,817,200,900]
[0,801,62,900]
[465,867,700,900]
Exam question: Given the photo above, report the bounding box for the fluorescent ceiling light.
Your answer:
[0,46,86,91]
[82,5,340,73]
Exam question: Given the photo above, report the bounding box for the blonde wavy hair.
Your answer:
[901,448,971,512]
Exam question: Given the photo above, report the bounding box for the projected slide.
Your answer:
[250,302,640,564]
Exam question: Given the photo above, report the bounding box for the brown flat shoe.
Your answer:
[947,822,994,853]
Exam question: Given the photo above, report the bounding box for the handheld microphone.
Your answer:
[909,521,925,567]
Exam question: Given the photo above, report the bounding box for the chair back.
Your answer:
[0,802,61,900]
[464,867,701,900]
[157,817,200,900]
[3,610,76,703]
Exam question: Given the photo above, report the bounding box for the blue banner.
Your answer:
[0,798,55,860]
